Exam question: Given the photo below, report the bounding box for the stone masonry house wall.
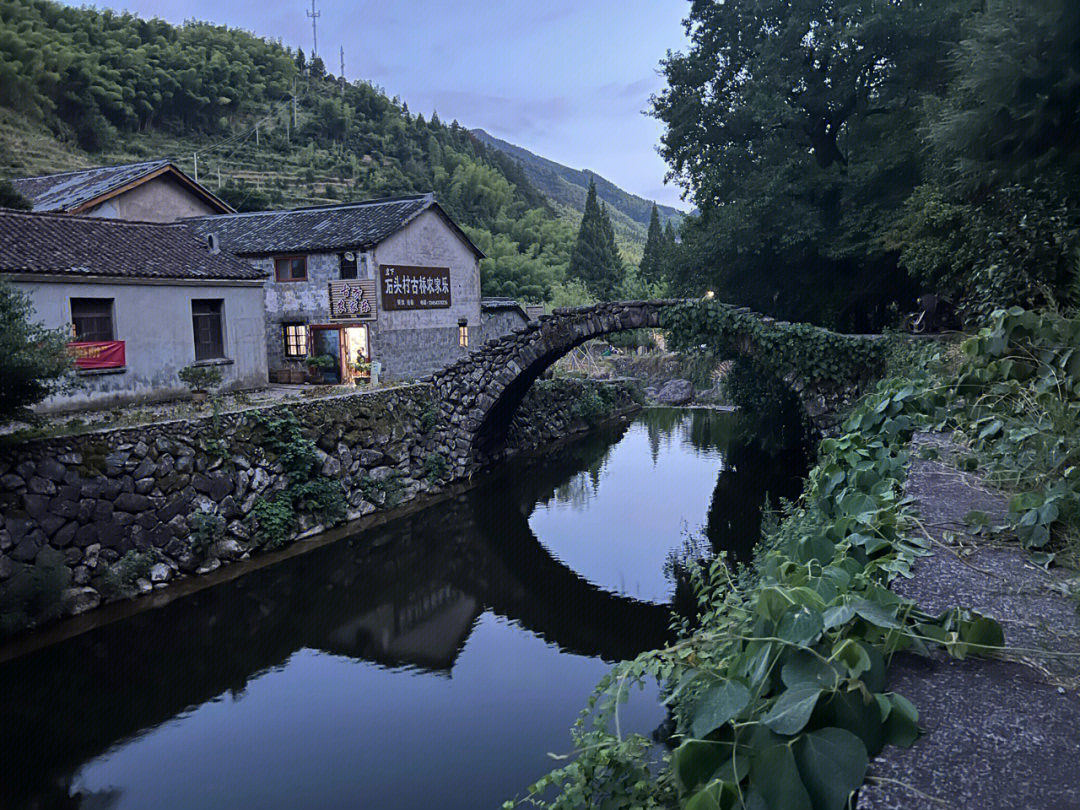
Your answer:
[370,208,481,378]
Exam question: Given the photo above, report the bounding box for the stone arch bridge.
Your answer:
[431,300,883,462]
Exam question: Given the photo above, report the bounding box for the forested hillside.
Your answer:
[0,0,587,304]
[471,128,684,260]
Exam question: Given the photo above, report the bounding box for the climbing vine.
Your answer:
[248,410,346,550]
[663,301,886,386]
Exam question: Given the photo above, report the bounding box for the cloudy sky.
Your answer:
[69,0,692,209]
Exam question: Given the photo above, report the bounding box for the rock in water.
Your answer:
[655,379,694,405]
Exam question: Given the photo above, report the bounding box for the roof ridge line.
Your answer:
[12,158,172,182]
[187,191,435,221]
[0,207,188,228]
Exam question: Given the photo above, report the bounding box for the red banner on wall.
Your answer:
[67,341,126,369]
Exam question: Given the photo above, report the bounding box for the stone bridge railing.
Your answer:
[432,300,885,461]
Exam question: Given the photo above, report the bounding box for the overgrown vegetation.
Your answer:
[358,470,404,508]
[664,302,886,387]
[189,508,226,555]
[0,547,70,635]
[572,384,617,427]
[97,550,155,600]
[423,453,448,484]
[654,0,1080,329]
[514,306,1080,809]
[248,410,346,549]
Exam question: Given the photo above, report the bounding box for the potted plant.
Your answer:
[305,354,336,384]
[178,364,223,402]
[352,354,373,385]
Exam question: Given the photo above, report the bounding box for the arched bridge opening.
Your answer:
[430,300,884,464]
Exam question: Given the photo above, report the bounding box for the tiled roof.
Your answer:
[0,208,264,281]
[187,193,484,258]
[481,297,528,312]
[12,160,171,212]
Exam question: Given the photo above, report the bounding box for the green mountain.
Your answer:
[470,128,684,260]
[0,0,583,303]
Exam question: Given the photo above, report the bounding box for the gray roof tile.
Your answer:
[12,160,173,212]
[0,209,264,281]
[187,193,483,258]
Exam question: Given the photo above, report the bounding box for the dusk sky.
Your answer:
[68,0,692,209]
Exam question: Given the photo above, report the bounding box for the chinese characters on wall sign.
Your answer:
[380,265,451,310]
[67,340,126,369]
[328,279,377,321]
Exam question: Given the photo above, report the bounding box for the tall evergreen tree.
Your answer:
[639,203,665,285]
[569,181,622,300]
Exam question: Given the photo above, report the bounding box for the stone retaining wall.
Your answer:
[0,378,640,633]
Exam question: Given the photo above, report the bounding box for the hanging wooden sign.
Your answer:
[380,265,451,310]
[328,279,377,321]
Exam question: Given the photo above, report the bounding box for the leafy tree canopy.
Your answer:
[653,0,975,328]
[0,281,73,423]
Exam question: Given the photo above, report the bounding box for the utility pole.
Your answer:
[307,0,320,58]
[193,152,198,184]
[340,45,345,94]
[292,77,298,130]
[255,122,260,146]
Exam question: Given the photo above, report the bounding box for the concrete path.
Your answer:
[858,433,1080,810]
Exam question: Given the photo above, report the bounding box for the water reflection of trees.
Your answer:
[664,375,810,613]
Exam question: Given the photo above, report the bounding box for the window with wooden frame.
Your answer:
[192,299,226,361]
[458,318,469,348]
[274,255,308,282]
[70,298,115,342]
[282,323,308,358]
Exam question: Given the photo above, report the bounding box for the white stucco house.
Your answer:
[0,208,268,413]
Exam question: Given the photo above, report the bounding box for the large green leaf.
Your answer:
[781,651,841,690]
[762,684,823,735]
[673,740,730,792]
[749,744,813,810]
[777,607,825,646]
[882,693,920,747]
[685,781,740,810]
[690,680,752,739]
[793,728,868,810]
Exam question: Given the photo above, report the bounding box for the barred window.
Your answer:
[283,323,308,358]
[192,299,225,361]
[71,298,115,342]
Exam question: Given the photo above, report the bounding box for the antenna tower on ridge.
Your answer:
[307,0,320,58]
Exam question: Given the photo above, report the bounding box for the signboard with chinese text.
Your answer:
[379,265,451,310]
[68,340,126,369]
[328,279,377,321]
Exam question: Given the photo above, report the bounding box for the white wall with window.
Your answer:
[8,277,267,412]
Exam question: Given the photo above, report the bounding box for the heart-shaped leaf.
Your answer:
[691,680,752,739]
[793,727,869,810]
[762,684,823,735]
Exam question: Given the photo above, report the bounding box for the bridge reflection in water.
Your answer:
[0,407,807,810]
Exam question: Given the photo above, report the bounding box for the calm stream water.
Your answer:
[0,407,806,810]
